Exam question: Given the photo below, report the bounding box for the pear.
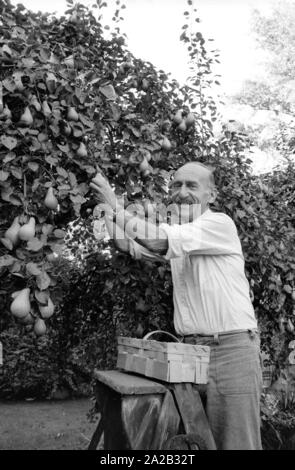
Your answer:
[178,120,187,131]
[11,290,22,299]
[19,106,33,126]
[185,112,195,127]
[76,142,88,158]
[34,318,46,336]
[30,95,41,112]
[173,109,183,124]
[44,187,58,210]
[39,297,55,319]
[161,136,172,151]
[69,11,78,23]
[5,216,21,247]
[139,157,150,173]
[141,79,149,90]
[67,107,79,121]
[18,217,36,241]
[135,322,144,338]
[1,237,13,250]
[10,288,31,318]
[42,100,51,117]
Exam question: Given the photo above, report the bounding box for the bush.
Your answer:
[0,326,60,399]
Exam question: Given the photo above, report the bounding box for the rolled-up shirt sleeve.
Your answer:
[159,212,242,259]
[128,238,166,263]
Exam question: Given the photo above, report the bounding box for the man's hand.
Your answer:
[90,172,118,210]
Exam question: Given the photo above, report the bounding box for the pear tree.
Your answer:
[0,0,220,340]
[0,0,294,388]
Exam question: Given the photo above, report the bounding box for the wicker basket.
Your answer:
[116,330,210,384]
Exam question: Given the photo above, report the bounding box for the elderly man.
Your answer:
[90,161,263,450]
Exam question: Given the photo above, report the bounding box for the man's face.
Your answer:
[169,164,215,223]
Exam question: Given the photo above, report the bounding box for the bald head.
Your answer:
[178,162,216,189]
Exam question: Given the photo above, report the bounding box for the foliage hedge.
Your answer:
[0,0,294,399]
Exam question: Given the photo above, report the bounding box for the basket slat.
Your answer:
[116,336,210,384]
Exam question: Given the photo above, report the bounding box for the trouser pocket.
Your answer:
[215,340,262,396]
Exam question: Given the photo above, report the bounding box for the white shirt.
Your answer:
[127,208,257,336]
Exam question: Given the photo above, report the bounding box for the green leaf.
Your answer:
[283,284,292,294]
[0,135,18,150]
[2,78,15,92]
[36,271,51,291]
[0,237,13,250]
[3,152,16,164]
[53,229,66,239]
[45,156,58,166]
[11,168,22,179]
[2,44,13,56]
[0,170,9,182]
[56,167,68,178]
[42,224,54,236]
[26,238,44,252]
[0,255,16,268]
[26,262,42,276]
[21,58,35,67]
[68,172,77,188]
[57,144,70,153]
[28,162,39,172]
[34,290,49,305]
[99,84,117,101]
[79,115,94,129]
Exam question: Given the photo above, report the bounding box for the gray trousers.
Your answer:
[184,330,262,450]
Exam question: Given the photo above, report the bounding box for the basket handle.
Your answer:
[143,330,182,343]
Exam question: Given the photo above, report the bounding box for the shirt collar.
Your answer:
[192,206,212,223]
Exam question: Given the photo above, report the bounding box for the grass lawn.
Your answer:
[0,399,99,450]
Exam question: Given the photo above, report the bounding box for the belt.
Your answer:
[182,328,258,342]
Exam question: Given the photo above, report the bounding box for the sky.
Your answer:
[10,0,271,96]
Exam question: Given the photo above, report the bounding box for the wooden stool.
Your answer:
[88,370,216,450]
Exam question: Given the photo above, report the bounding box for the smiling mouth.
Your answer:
[175,199,200,205]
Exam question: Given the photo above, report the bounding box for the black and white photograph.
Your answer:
[0,0,294,454]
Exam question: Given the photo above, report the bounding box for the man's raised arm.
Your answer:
[90,174,167,261]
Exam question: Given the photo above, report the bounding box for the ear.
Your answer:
[208,186,217,204]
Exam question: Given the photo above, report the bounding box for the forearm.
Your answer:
[104,211,129,253]
[134,236,168,255]
[90,176,168,256]
[115,208,168,255]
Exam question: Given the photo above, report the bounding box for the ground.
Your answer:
[0,399,99,450]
